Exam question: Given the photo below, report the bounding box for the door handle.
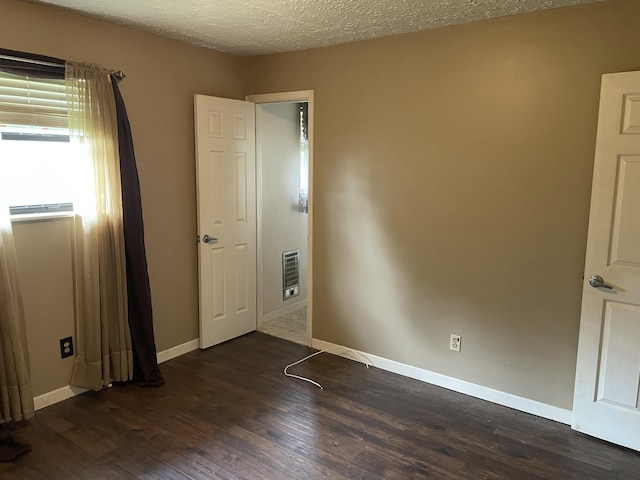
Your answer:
[588,275,613,289]
[202,234,219,245]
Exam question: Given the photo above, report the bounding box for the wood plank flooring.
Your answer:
[2,332,639,479]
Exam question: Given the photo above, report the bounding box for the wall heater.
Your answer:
[282,250,300,300]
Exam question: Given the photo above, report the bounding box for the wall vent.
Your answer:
[282,250,300,300]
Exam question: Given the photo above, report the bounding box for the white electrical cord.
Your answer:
[284,346,373,389]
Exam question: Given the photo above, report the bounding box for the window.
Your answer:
[0,127,77,214]
[0,70,76,215]
[298,102,309,213]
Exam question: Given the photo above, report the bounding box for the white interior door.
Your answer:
[194,94,256,349]
[572,71,640,451]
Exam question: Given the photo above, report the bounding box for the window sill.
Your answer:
[10,212,75,223]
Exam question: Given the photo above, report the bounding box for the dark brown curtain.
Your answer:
[110,77,164,386]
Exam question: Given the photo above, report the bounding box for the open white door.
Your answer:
[194,94,256,349]
[572,71,640,451]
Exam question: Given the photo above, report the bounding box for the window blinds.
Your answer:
[0,71,67,129]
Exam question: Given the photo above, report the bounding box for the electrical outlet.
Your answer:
[60,336,74,359]
[450,334,461,352]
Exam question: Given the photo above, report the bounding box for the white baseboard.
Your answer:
[34,339,200,411]
[34,385,88,411]
[35,336,571,427]
[312,338,572,425]
[156,338,200,364]
[261,300,307,324]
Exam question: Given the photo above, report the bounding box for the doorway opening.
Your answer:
[248,91,314,346]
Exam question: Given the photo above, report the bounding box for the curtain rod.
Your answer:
[0,54,126,79]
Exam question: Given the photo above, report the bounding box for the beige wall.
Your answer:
[12,218,75,396]
[1,0,245,395]
[245,0,640,409]
[3,0,640,410]
[259,102,308,316]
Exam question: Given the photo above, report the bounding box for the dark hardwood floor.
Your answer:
[2,332,638,479]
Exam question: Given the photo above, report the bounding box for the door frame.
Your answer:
[246,90,314,347]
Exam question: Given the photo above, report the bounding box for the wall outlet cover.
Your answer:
[450,334,461,352]
[60,336,74,359]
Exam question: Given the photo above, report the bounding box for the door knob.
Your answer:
[588,275,613,289]
[202,234,219,245]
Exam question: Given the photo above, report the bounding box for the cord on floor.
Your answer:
[284,345,373,389]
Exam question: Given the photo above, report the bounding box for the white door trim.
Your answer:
[246,90,314,347]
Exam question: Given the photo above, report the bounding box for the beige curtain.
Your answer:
[0,194,34,423]
[66,62,133,391]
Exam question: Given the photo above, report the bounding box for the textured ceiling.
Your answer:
[28,0,606,57]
